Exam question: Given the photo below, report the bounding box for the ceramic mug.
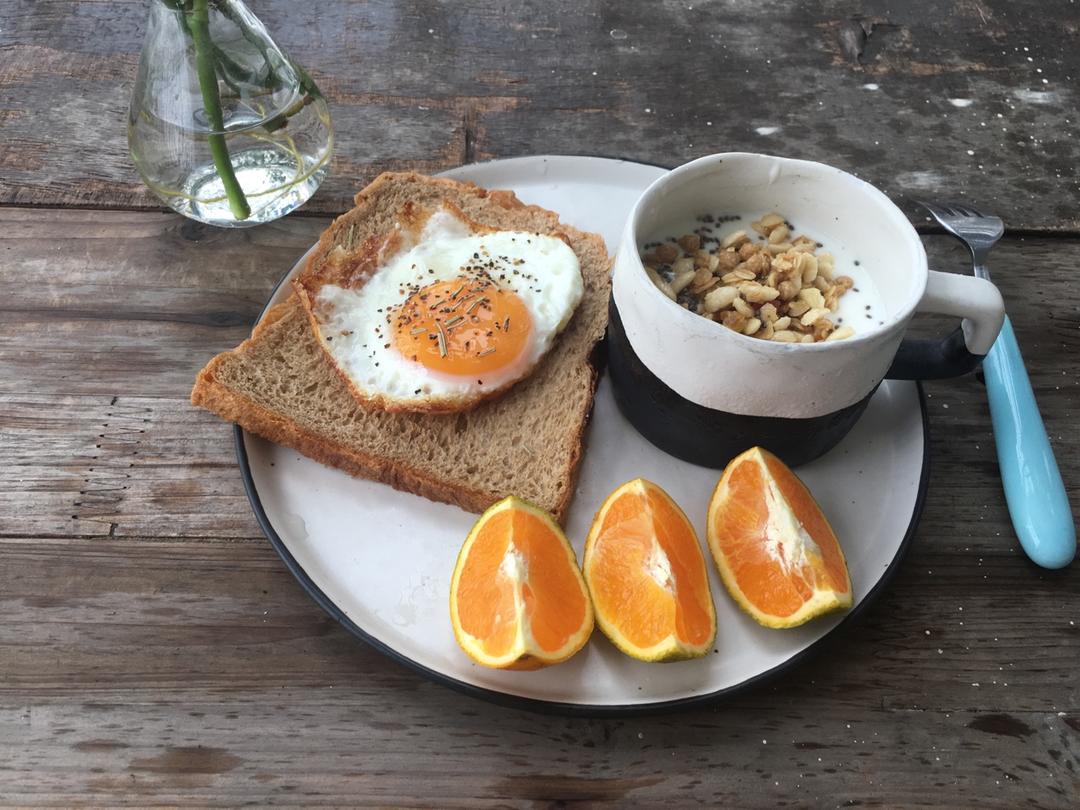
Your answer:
[608,152,1005,468]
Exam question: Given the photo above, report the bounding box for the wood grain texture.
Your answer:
[0,207,1078,806]
[3,1,1079,801]
[2,0,1079,229]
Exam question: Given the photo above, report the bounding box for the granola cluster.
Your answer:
[641,213,856,343]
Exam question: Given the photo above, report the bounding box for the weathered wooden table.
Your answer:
[2,2,1078,806]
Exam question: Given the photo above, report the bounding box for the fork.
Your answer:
[919,200,1075,569]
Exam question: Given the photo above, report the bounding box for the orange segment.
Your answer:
[583,479,716,661]
[450,497,593,669]
[706,447,852,629]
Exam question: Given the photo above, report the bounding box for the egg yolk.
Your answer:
[391,277,533,376]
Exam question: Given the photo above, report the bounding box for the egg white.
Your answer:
[313,208,583,407]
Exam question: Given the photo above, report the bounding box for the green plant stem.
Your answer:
[187,0,250,221]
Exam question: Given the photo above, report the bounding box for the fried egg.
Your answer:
[311,205,583,411]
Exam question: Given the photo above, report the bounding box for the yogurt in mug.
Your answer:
[607,153,1005,468]
[641,212,890,336]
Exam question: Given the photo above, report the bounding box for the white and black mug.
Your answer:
[608,153,1005,467]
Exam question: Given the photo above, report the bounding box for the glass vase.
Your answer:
[128,0,333,227]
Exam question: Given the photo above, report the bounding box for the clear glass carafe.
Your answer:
[128,0,333,227]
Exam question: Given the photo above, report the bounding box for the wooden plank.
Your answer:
[3,2,1079,801]
[0,691,1076,807]
[0,394,259,538]
[2,209,1079,395]
[0,536,1076,806]
[0,208,1077,546]
[1,210,1077,404]
[0,209,325,398]
[2,1,1079,230]
[0,217,1072,545]
[1,213,1077,804]
[0,535,1075,711]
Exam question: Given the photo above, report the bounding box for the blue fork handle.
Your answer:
[984,316,1076,568]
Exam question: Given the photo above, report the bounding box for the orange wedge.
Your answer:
[583,479,716,662]
[707,447,852,629]
[450,496,593,669]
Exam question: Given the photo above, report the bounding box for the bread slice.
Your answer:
[191,172,611,521]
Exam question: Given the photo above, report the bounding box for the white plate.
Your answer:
[237,156,928,715]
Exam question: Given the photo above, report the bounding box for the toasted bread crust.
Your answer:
[191,171,611,521]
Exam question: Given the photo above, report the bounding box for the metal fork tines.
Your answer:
[917,200,1004,281]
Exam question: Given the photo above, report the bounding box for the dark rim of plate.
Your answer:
[232,155,931,718]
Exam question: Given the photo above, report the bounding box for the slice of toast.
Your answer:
[191,172,611,521]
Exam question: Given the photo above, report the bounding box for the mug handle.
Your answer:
[886,270,1005,380]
